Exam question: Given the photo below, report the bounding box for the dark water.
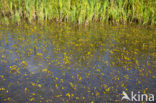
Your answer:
[0,24,156,103]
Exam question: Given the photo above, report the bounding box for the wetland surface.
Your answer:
[0,24,156,103]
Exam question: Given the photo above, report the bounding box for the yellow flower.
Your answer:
[42,68,48,72]
[24,88,27,92]
[88,90,91,93]
[56,94,62,98]
[124,75,129,79]
[6,90,8,93]
[60,79,64,83]
[66,93,70,98]
[110,50,114,54]
[29,97,35,101]
[7,97,11,101]
[79,76,82,81]
[21,61,27,66]
[37,53,43,56]
[95,92,100,96]
[62,73,65,76]
[1,55,4,58]
[104,84,107,88]
[55,84,58,89]
[101,73,104,76]
[31,82,36,86]
[0,75,4,79]
[34,26,37,30]
[105,87,110,92]
[24,73,28,76]
[71,93,74,97]
[87,52,91,55]
[32,93,36,96]
[0,88,5,91]
[3,99,7,101]
[96,69,100,72]
[55,77,58,80]
[38,84,42,88]
[76,97,79,100]
[69,82,74,88]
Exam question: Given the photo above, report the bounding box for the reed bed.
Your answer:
[0,0,156,25]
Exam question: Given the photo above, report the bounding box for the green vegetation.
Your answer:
[0,0,156,25]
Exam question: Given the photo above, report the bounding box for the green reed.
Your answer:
[0,0,155,25]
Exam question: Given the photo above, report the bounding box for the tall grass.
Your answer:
[0,0,156,25]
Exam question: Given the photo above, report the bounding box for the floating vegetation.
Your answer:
[0,24,155,102]
[0,0,156,25]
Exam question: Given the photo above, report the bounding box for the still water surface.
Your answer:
[0,24,155,103]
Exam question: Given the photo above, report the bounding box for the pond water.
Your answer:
[0,23,156,103]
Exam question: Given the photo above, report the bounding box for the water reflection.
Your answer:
[0,24,155,103]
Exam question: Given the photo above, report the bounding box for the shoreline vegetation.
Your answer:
[0,0,156,25]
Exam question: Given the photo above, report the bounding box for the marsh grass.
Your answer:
[0,0,156,25]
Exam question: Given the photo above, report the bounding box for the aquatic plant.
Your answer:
[0,24,155,102]
[0,0,155,25]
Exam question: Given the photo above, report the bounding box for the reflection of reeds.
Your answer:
[0,0,155,25]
